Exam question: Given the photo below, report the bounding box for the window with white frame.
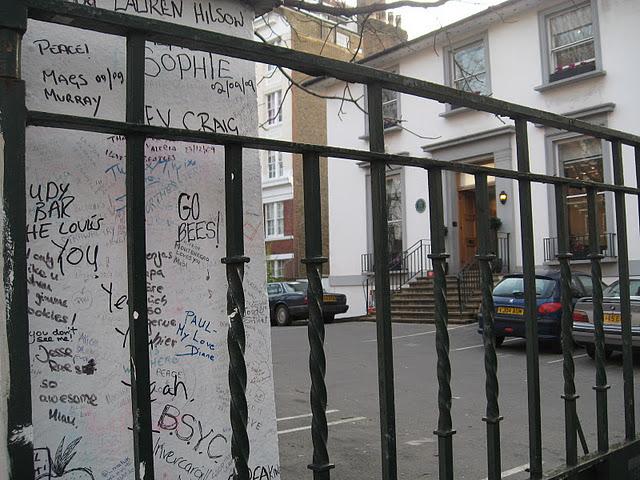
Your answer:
[541,2,598,84]
[264,202,284,237]
[336,31,350,49]
[267,259,285,279]
[386,174,403,261]
[448,38,490,103]
[364,68,400,133]
[266,90,283,126]
[557,136,606,243]
[267,151,284,179]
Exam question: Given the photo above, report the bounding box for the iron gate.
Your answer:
[1,1,640,479]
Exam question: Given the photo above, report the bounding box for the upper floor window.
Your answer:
[266,38,281,75]
[264,201,284,238]
[452,40,489,95]
[336,32,350,49]
[364,67,400,133]
[267,150,284,179]
[266,90,283,126]
[444,35,490,111]
[539,2,601,86]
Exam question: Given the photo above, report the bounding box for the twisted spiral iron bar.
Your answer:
[557,252,580,465]
[478,253,501,423]
[303,256,334,478]
[429,251,455,479]
[589,251,610,452]
[224,255,250,480]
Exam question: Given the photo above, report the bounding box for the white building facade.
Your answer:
[317,0,640,317]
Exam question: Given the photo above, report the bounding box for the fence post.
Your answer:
[587,187,609,453]
[302,151,334,480]
[475,173,502,480]
[222,143,251,480]
[125,33,155,480]
[554,184,579,466]
[428,167,455,480]
[611,141,635,441]
[514,118,543,479]
[0,2,33,478]
[367,83,397,480]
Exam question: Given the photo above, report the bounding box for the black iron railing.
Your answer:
[2,2,640,480]
[543,233,617,262]
[495,232,510,273]
[361,239,431,291]
[457,259,481,313]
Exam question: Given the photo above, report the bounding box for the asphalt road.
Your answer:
[271,320,640,480]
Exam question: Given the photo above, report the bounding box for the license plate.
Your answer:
[323,295,336,303]
[497,306,524,315]
[604,312,621,324]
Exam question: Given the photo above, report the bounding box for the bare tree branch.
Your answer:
[278,0,451,17]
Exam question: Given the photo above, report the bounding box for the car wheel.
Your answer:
[495,336,505,347]
[323,314,335,324]
[275,305,291,326]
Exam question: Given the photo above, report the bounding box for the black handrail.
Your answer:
[361,239,432,291]
[457,258,481,313]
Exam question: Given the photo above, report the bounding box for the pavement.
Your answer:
[271,320,640,479]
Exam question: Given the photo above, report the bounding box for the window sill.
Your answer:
[439,106,473,118]
[534,69,606,92]
[358,124,402,140]
[265,235,293,242]
[262,176,290,187]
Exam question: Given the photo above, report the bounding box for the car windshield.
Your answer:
[603,279,640,298]
[493,277,556,298]
[284,282,308,293]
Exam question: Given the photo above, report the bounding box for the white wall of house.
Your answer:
[322,0,640,317]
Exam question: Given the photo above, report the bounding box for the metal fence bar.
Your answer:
[586,187,609,453]
[428,168,455,480]
[554,184,579,466]
[26,110,640,196]
[514,119,543,479]
[476,174,502,480]
[124,33,155,480]
[636,147,640,244]
[222,144,251,480]
[0,3,34,477]
[302,151,334,480]
[367,83,398,480]
[22,0,640,147]
[611,141,635,441]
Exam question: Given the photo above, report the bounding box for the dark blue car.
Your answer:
[478,271,596,348]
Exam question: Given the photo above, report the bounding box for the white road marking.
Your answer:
[277,416,367,435]
[277,409,339,422]
[453,338,519,352]
[547,353,588,365]
[480,463,529,480]
[363,324,473,343]
[405,437,435,446]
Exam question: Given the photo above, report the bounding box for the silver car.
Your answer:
[573,276,640,359]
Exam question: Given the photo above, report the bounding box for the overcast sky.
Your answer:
[389,0,510,39]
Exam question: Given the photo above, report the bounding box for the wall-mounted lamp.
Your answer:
[499,191,508,205]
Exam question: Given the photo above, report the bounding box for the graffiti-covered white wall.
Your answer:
[3,1,281,479]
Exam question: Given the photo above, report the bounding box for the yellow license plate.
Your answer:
[604,313,621,324]
[497,306,524,315]
[323,295,336,302]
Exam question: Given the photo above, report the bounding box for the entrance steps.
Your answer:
[364,274,501,324]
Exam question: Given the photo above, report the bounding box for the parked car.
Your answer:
[267,281,349,326]
[478,271,598,348]
[572,276,640,359]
